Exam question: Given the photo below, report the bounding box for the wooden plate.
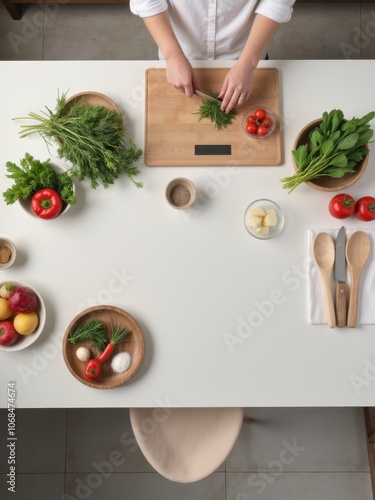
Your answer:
[63,305,145,389]
[64,91,121,114]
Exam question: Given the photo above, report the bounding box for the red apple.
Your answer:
[8,287,38,313]
[0,320,19,346]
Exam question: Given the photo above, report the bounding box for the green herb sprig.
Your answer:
[197,92,236,130]
[110,325,130,344]
[3,153,76,205]
[15,92,143,189]
[68,319,107,352]
[281,109,375,193]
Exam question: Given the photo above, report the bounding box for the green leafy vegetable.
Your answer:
[68,319,107,352]
[197,92,236,130]
[15,92,143,189]
[3,153,76,205]
[281,109,375,193]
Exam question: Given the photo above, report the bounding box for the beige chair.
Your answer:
[129,407,244,483]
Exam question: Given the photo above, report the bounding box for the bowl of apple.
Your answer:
[0,281,46,351]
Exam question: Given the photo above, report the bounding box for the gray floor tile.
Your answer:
[43,4,157,61]
[361,5,375,59]
[0,473,65,500]
[226,472,373,500]
[227,408,369,472]
[65,471,225,500]
[0,3,43,60]
[0,409,66,474]
[66,408,153,473]
[269,4,362,60]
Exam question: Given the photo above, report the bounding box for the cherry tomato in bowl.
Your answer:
[328,193,356,219]
[355,196,375,221]
[242,107,276,139]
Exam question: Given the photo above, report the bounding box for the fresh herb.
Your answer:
[98,325,131,363]
[3,153,76,205]
[197,92,236,130]
[15,92,143,189]
[281,109,375,193]
[110,324,130,344]
[68,319,107,352]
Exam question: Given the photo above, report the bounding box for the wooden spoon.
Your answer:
[346,231,371,328]
[313,232,336,328]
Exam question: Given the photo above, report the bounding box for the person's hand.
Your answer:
[219,62,255,113]
[165,53,197,97]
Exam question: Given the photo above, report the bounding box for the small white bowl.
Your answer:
[0,237,16,270]
[244,199,284,240]
[166,178,196,210]
[18,164,75,220]
[0,280,46,352]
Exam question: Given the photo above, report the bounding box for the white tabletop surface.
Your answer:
[0,59,374,408]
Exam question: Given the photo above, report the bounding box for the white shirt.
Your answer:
[129,0,295,60]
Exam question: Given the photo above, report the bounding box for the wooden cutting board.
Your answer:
[145,67,282,167]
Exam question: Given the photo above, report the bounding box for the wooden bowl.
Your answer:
[64,91,121,114]
[292,119,369,192]
[55,91,123,147]
[63,305,145,389]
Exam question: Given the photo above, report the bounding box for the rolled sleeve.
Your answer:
[255,0,295,23]
[129,0,168,18]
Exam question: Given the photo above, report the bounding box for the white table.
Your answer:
[0,60,374,408]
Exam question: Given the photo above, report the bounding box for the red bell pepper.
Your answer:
[31,188,63,219]
[85,359,102,380]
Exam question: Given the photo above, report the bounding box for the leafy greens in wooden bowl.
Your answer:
[281,109,375,193]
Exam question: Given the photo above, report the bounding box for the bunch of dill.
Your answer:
[16,93,143,189]
[197,92,236,130]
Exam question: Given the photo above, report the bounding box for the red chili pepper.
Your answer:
[31,188,63,219]
[98,325,130,364]
[84,326,130,380]
[85,359,102,380]
[99,343,115,364]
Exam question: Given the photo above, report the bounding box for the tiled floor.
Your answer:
[0,407,373,499]
[1,2,375,499]
[0,2,375,60]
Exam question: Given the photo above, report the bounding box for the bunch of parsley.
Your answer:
[3,153,76,205]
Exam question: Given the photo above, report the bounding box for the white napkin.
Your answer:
[308,229,375,325]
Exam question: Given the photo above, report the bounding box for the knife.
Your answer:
[335,226,348,327]
[193,90,222,105]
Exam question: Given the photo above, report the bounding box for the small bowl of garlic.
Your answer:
[244,199,284,239]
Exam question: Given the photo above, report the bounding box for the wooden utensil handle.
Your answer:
[335,282,347,327]
[347,279,360,328]
[322,276,336,329]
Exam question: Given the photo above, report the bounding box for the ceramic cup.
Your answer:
[166,178,196,210]
[0,237,16,269]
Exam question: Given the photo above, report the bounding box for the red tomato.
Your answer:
[262,116,273,128]
[254,108,267,121]
[328,193,356,219]
[257,125,268,137]
[246,115,256,124]
[0,320,19,346]
[355,196,375,221]
[246,123,258,135]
